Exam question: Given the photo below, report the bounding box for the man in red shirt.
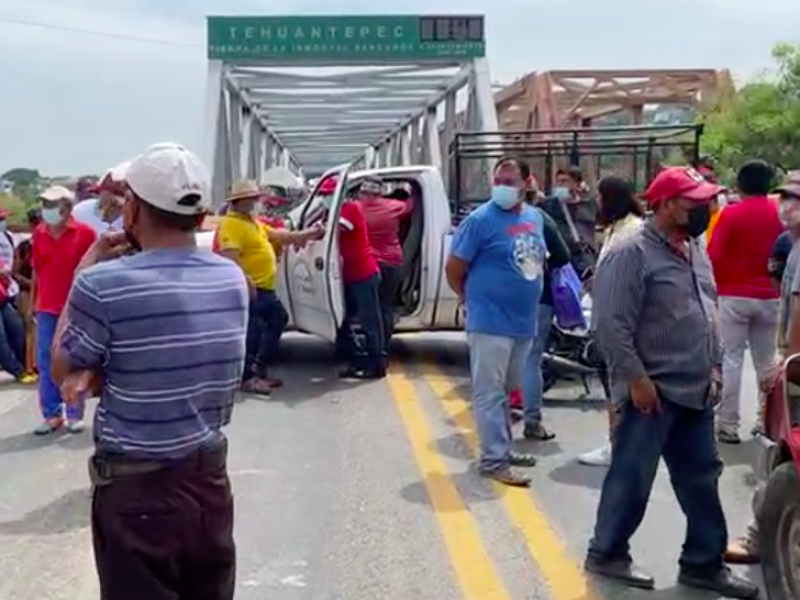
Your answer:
[356,177,414,355]
[708,160,783,444]
[32,185,97,435]
[331,188,384,379]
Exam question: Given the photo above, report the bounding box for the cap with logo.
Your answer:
[39,185,76,204]
[641,167,725,206]
[125,143,210,216]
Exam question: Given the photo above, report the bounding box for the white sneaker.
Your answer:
[578,444,612,467]
[66,420,86,434]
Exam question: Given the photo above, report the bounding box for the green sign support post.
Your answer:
[207,15,486,62]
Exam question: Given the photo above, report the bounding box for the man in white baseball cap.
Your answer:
[72,161,129,235]
[53,142,246,599]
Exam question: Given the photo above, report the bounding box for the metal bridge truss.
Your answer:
[203,57,498,202]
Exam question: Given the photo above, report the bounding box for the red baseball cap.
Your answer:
[0,209,9,219]
[319,177,338,194]
[642,167,724,206]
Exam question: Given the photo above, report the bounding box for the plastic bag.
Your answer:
[551,264,587,330]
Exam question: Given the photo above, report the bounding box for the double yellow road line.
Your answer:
[387,363,602,600]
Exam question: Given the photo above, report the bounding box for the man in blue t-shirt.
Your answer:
[445,157,547,486]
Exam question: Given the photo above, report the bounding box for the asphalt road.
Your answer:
[0,332,764,600]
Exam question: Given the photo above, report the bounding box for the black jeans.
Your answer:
[244,289,288,380]
[0,301,24,378]
[588,399,727,573]
[378,264,403,355]
[343,274,384,372]
[91,443,235,600]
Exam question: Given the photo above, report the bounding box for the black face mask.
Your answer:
[685,204,711,238]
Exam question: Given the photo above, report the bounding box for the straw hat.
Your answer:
[227,179,263,202]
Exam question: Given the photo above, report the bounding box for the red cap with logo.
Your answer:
[641,167,724,206]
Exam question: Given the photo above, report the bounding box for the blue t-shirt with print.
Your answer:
[451,202,546,338]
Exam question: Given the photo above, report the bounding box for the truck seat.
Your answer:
[397,187,424,309]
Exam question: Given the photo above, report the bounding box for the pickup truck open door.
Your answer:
[283,165,351,343]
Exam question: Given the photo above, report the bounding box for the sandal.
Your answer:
[509,451,538,467]
[523,422,556,441]
[240,378,272,396]
[481,466,531,487]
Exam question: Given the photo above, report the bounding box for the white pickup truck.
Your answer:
[197,163,464,344]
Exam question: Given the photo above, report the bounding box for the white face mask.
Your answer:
[42,207,62,225]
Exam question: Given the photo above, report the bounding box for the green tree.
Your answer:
[701,43,800,177]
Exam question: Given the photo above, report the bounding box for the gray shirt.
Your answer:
[779,239,800,349]
[592,220,721,409]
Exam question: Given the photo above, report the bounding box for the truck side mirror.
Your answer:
[783,353,800,426]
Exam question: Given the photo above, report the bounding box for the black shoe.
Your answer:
[338,366,386,380]
[584,555,655,589]
[678,566,759,599]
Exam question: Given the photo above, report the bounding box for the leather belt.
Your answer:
[89,438,227,487]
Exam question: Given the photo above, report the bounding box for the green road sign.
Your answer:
[207,15,486,62]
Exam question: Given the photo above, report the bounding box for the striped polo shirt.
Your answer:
[59,248,248,459]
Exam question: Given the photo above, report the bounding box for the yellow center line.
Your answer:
[421,363,603,600]
[386,368,513,600]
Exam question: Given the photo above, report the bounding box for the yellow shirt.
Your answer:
[705,206,721,245]
[217,212,277,290]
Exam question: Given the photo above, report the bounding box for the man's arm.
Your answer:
[51,271,110,387]
[592,244,648,383]
[445,216,481,300]
[268,225,323,247]
[540,210,571,268]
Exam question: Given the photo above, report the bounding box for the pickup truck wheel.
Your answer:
[760,461,800,599]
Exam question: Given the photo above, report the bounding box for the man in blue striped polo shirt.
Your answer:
[54,142,247,600]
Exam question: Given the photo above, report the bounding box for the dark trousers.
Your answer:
[588,398,727,573]
[343,274,384,371]
[244,289,288,380]
[91,444,235,600]
[378,264,403,354]
[0,301,24,378]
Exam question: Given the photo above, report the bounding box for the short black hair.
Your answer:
[26,208,42,226]
[692,155,715,170]
[597,175,643,225]
[556,166,582,183]
[495,156,525,173]
[737,160,775,196]
[133,194,204,232]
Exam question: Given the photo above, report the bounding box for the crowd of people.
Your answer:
[448,155,798,599]
[5,142,790,598]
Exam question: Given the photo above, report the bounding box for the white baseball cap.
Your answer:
[39,185,75,203]
[125,143,210,216]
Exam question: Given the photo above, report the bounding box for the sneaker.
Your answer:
[717,429,741,444]
[33,418,64,436]
[480,466,531,487]
[578,444,612,467]
[17,373,37,384]
[66,420,86,434]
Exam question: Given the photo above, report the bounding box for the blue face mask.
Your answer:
[552,186,571,200]
[490,185,521,210]
[42,207,62,225]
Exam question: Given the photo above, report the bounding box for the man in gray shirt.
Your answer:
[584,167,758,600]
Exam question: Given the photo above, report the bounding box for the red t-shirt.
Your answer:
[339,202,379,284]
[358,197,414,266]
[32,218,97,315]
[707,196,783,299]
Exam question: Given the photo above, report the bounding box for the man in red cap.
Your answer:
[585,167,758,598]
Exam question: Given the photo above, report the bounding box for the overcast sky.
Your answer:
[1,0,798,176]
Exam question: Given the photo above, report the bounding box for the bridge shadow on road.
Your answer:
[0,487,90,535]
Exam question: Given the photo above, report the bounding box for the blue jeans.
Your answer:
[36,312,82,420]
[244,289,288,380]
[467,332,533,472]
[521,303,554,426]
[588,399,727,572]
[0,301,25,379]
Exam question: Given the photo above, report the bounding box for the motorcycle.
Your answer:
[541,293,609,398]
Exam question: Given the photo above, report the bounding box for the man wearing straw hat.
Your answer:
[216,179,323,395]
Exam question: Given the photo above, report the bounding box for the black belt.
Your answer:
[89,438,227,487]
